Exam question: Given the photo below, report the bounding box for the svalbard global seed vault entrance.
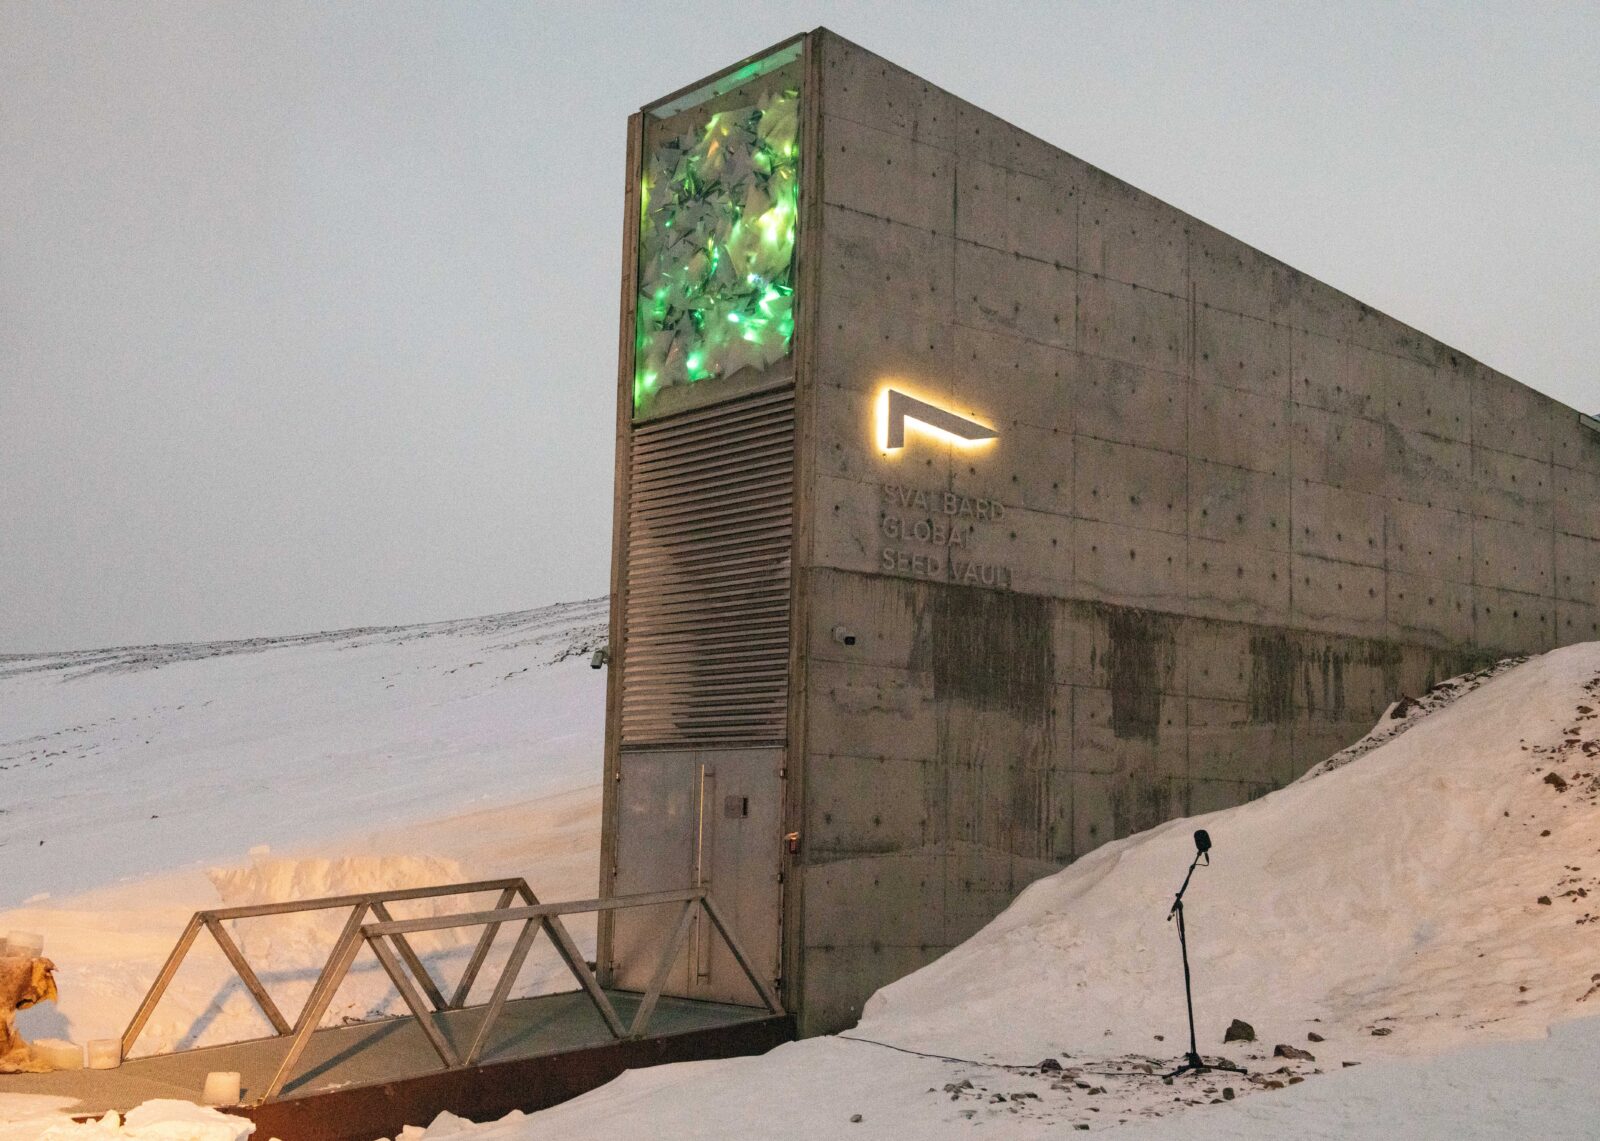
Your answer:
[598,30,1600,1037]
[6,25,1600,1141]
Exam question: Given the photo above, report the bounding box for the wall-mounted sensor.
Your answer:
[831,625,857,647]
[590,648,610,669]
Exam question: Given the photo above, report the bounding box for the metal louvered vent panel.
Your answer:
[621,388,795,747]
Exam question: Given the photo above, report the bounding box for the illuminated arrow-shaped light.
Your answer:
[882,388,999,450]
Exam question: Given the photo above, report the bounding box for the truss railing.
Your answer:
[121,878,538,1061]
[353,888,781,1088]
[121,880,781,1103]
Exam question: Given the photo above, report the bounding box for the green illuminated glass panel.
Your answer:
[633,62,800,419]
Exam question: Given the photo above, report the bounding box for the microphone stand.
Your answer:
[1164,842,1243,1080]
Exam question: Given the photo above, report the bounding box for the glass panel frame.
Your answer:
[631,44,804,422]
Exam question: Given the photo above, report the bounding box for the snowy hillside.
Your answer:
[860,640,1600,1064]
[1,601,607,905]
[0,601,609,1055]
[375,640,1600,1139]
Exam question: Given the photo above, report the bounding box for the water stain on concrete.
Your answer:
[1103,608,1176,741]
[919,585,1053,719]
[1108,773,1172,839]
[1248,632,1296,723]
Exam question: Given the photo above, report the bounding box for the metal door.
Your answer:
[612,746,782,1005]
[611,750,699,996]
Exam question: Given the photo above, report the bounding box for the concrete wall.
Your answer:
[789,29,1600,1033]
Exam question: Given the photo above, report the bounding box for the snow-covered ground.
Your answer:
[0,602,609,1057]
[383,1014,1600,1141]
[386,639,1600,1139]
[5,604,1599,1139]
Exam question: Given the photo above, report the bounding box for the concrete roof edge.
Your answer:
[808,29,1580,411]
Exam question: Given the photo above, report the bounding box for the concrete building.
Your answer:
[596,29,1600,1036]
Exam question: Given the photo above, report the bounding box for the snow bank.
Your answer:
[859,642,1600,1062]
[208,853,475,963]
[1296,655,1526,781]
[208,853,469,910]
[30,1100,253,1141]
[381,1010,1600,1141]
[0,1096,81,1141]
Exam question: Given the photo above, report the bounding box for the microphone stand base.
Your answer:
[1163,1053,1247,1081]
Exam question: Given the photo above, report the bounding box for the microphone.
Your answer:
[1162,825,1241,1079]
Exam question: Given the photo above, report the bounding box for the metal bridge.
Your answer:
[0,879,791,1141]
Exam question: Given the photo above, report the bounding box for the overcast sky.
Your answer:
[2,1,1595,652]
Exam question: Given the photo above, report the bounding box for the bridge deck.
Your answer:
[0,989,791,1140]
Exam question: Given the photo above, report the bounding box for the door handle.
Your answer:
[696,765,716,982]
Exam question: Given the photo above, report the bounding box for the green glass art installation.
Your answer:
[634,84,799,417]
